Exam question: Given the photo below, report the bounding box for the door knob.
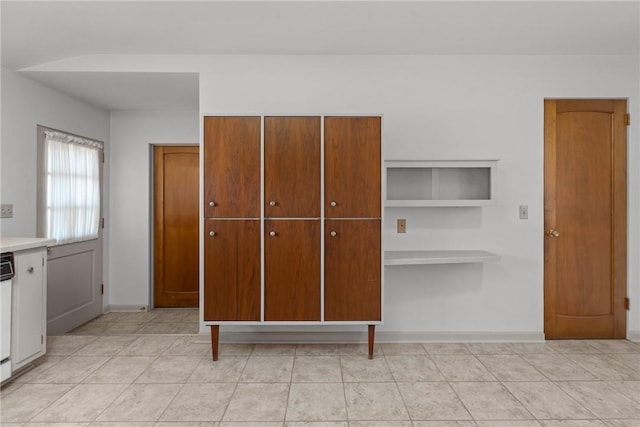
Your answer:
[330,231,337,237]
[269,200,277,207]
[209,231,216,237]
[330,201,337,207]
[27,267,34,273]
[209,201,215,207]
[546,229,560,237]
[269,231,277,237]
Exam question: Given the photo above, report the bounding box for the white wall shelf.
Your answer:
[385,250,499,266]
[385,160,497,207]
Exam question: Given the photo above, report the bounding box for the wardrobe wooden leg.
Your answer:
[368,324,375,359]
[211,325,219,361]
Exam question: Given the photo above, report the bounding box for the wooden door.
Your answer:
[265,117,321,218]
[265,220,320,321]
[325,116,381,218]
[203,116,261,218]
[153,146,199,307]
[544,99,627,339]
[325,220,381,321]
[203,220,260,321]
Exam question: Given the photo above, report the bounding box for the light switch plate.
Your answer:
[519,205,528,220]
[1,204,13,218]
[397,218,407,233]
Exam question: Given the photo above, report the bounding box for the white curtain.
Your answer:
[45,130,103,245]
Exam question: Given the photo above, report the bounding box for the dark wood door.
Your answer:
[204,116,261,218]
[265,220,320,321]
[265,117,321,218]
[325,219,381,321]
[325,116,381,218]
[153,146,199,308]
[203,220,260,321]
[544,99,627,339]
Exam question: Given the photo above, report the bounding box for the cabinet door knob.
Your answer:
[209,201,216,207]
[269,200,277,207]
[330,201,337,207]
[209,231,216,237]
[269,231,277,237]
[27,267,34,273]
[330,231,337,237]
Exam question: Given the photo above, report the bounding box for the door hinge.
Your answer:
[41,335,44,344]
[624,114,630,126]
[101,283,104,295]
[100,151,105,163]
[100,217,105,229]
[624,297,630,310]
[42,257,45,266]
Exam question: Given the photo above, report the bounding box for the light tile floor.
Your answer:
[1,308,639,426]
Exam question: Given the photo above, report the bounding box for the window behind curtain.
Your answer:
[44,130,103,245]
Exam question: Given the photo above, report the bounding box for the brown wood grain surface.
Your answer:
[203,220,260,321]
[544,99,627,338]
[324,219,381,321]
[265,117,321,218]
[204,116,261,218]
[153,146,199,307]
[264,220,320,321]
[324,117,381,218]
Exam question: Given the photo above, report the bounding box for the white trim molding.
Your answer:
[197,330,546,343]
[106,304,150,313]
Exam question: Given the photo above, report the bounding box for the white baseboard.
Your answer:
[628,330,640,342]
[197,330,545,343]
[105,304,150,313]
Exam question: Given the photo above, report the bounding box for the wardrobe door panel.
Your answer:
[204,220,260,321]
[324,219,381,321]
[325,116,381,218]
[264,116,321,218]
[265,220,321,321]
[204,116,261,218]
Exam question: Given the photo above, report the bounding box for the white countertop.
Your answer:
[0,237,55,253]
[385,250,499,266]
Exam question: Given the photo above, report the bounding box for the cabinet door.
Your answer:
[12,248,46,370]
[325,116,381,218]
[265,117,321,218]
[204,220,260,321]
[204,116,261,218]
[265,220,320,321]
[325,220,381,321]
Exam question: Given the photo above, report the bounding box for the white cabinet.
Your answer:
[11,247,47,372]
[385,160,497,207]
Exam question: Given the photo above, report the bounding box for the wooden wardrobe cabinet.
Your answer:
[203,115,382,361]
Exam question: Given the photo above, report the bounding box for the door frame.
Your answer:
[543,98,628,339]
[149,143,199,309]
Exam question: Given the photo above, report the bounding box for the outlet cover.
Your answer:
[1,204,13,218]
[397,218,407,233]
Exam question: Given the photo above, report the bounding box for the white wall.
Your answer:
[198,55,639,338]
[0,67,110,237]
[20,54,639,339]
[108,110,198,306]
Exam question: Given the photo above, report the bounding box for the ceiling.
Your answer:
[2,0,639,111]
